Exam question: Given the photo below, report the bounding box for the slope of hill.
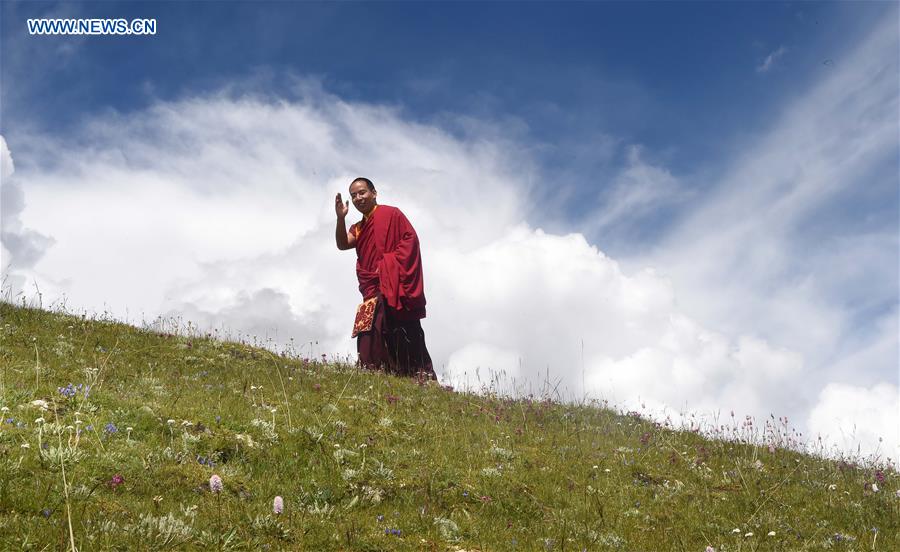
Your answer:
[0,303,896,550]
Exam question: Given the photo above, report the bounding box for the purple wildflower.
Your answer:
[273,496,283,514]
[209,474,223,494]
[104,422,117,434]
[109,473,124,489]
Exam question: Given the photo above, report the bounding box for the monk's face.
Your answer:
[349,181,377,215]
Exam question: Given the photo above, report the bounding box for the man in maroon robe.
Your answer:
[335,177,435,379]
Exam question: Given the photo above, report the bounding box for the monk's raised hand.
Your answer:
[335,193,349,219]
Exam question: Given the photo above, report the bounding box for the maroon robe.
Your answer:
[350,205,434,378]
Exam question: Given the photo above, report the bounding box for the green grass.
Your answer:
[0,302,896,550]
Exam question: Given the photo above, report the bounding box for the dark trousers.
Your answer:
[357,295,435,380]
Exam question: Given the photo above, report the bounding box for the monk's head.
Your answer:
[349,177,377,215]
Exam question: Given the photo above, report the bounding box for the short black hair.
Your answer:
[350,177,376,192]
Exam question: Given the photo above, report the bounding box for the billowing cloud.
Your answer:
[629,17,898,459]
[2,92,805,414]
[0,135,56,290]
[809,383,899,463]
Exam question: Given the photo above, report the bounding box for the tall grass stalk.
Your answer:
[54,407,77,552]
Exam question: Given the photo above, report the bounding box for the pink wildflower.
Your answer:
[706,547,716,552]
[209,474,223,494]
[273,495,284,514]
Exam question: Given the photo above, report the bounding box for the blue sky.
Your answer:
[3,2,893,246]
[2,1,898,459]
[3,2,885,158]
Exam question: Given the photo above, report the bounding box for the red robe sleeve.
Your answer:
[377,209,426,319]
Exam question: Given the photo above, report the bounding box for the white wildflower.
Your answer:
[361,485,383,504]
[767,531,776,536]
[433,517,460,541]
[489,445,514,461]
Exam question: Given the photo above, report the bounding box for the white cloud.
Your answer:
[0,135,55,287]
[757,46,787,73]
[3,98,831,454]
[809,383,899,463]
[579,145,687,237]
[0,136,13,180]
[629,16,898,456]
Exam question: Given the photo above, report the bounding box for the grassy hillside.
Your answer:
[0,303,896,550]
